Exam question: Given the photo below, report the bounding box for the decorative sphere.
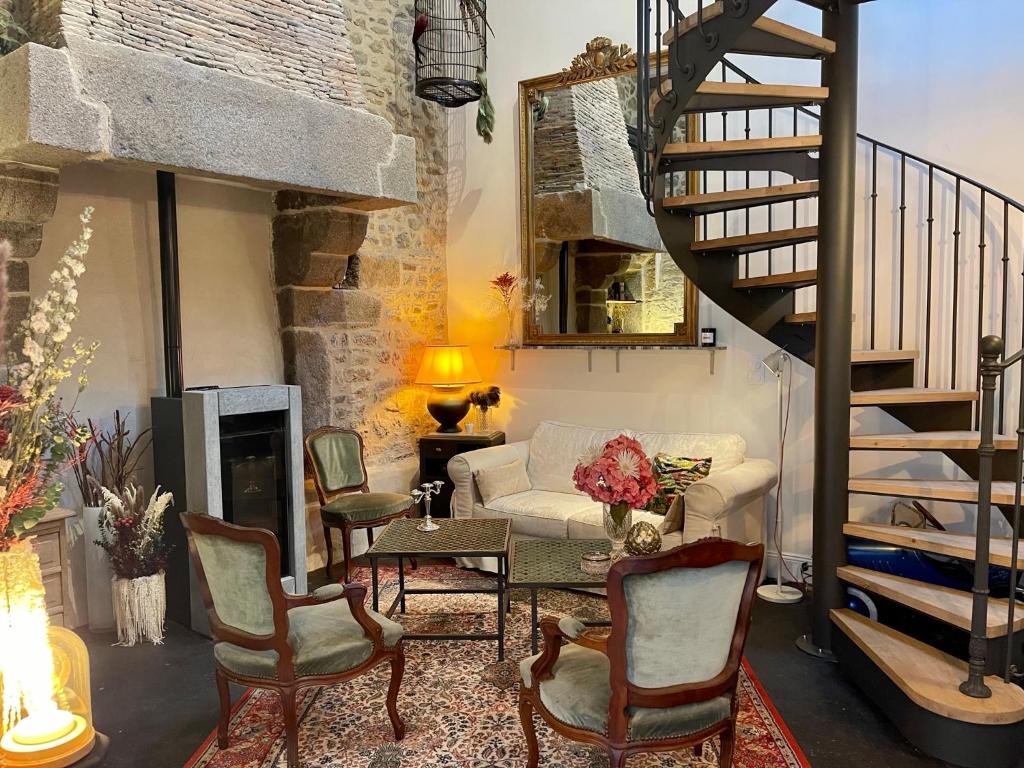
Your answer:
[624,521,662,556]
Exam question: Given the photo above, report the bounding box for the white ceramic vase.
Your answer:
[82,505,115,632]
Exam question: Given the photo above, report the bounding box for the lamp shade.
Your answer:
[415,345,482,387]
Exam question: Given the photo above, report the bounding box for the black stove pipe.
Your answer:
[157,171,184,398]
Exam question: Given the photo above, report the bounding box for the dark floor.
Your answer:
[83,571,945,768]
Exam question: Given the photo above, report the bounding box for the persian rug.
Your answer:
[186,564,809,768]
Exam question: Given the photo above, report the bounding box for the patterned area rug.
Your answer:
[185,565,808,768]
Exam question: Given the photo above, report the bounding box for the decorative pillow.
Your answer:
[659,495,685,535]
[653,454,712,496]
[474,459,532,506]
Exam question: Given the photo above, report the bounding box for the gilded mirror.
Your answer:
[518,38,698,346]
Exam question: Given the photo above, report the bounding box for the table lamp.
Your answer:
[415,345,482,433]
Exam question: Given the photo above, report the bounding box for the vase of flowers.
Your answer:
[491,272,520,347]
[95,483,173,646]
[573,435,658,559]
[469,385,501,434]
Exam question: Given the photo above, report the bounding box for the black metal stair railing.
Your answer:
[966,335,1024,695]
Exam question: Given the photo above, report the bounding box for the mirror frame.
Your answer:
[518,37,699,347]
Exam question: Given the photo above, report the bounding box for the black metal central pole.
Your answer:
[804,0,859,657]
[157,171,184,398]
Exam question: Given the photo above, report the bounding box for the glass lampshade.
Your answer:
[415,345,482,388]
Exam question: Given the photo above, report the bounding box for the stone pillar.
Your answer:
[0,163,60,344]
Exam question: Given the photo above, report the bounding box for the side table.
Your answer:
[418,431,505,517]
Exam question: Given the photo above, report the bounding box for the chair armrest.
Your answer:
[339,582,390,648]
[684,458,777,523]
[447,441,531,517]
[284,583,348,609]
[528,615,608,684]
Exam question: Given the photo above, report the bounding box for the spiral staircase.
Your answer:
[638,2,1024,766]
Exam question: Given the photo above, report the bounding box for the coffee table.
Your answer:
[509,538,613,654]
[366,517,512,660]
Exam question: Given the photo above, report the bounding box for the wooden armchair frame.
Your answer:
[304,426,417,582]
[519,539,764,768]
[181,513,406,768]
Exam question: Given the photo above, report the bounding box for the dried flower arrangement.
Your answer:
[66,410,152,507]
[95,483,173,580]
[468,385,501,412]
[0,209,98,550]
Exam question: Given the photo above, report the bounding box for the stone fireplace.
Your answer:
[0,0,448,593]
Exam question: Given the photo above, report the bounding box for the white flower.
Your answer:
[578,443,604,467]
[29,313,50,335]
[0,460,11,479]
[614,450,641,479]
[22,338,44,365]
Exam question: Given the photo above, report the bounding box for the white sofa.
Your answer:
[448,420,777,569]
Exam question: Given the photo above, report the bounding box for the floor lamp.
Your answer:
[758,349,802,604]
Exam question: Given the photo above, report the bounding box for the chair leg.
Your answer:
[341,524,353,584]
[279,687,300,768]
[215,668,230,749]
[720,723,736,768]
[518,689,540,768]
[608,748,627,768]
[323,525,334,580]
[387,651,406,740]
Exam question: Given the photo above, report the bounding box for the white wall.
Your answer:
[30,163,282,623]
[445,0,1024,568]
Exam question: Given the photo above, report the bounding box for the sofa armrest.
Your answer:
[684,458,777,523]
[447,441,531,518]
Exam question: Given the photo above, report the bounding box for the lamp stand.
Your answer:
[426,386,470,433]
[758,355,802,605]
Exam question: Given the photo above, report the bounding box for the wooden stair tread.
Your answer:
[734,269,817,290]
[850,388,978,406]
[837,566,1024,637]
[831,609,1024,725]
[848,477,1018,506]
[663,182,819,214]
[849,431,1017,451]
[651,81,829,115]
[842,522,1024,569]
[851,349,919,364]
[785,312,816,325]
[691,226,818,255]
[661,135,822,161]
[663,3,836,58]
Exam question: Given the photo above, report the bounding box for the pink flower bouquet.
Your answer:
[572,435,658,526]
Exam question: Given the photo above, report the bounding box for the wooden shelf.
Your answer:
[494,345,725,374]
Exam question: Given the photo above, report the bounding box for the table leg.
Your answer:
[398,556,406,614]
[371,557,379,613]
[530,588,539,655]
[497,555,506,662]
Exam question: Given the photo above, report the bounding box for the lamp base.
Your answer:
[757,584,803,604]
[426,389,470,433]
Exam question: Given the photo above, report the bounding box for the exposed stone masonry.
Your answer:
[52,0,366,108]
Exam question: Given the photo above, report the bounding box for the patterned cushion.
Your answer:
[322,492,412,523]
[519,644,731,739]
[214,598,402,680]
[654,455,712,496]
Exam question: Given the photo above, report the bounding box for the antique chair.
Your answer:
[304,426,417,582]
[518,539,764,768]
[181,513,406,768]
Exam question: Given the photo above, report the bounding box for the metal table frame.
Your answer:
[366,518,512,661]
[509,539,613,654]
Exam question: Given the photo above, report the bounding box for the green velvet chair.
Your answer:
[181,513,406,768]
[518,539,764,768]
[304,426,417,583]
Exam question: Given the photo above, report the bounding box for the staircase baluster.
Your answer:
[870,142,878,350]
[999,202,1010,434]
[977,191,987,429]
[792,107,799,273]
[767,107,774,275]
[952,177,961,389]
[1006,345,1024,683]
[744,108,751,279]
[898,153,906,349]
[960,335,1003,699]
[925,165,934,387]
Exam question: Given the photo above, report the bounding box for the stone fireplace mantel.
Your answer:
[0,37,416,208]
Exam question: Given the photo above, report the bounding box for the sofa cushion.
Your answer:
[484,490,602,539]
[474,459,532,506]
[528,421,634,495]
[635,431,746,472]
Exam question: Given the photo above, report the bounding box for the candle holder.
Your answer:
[412,480,444,532]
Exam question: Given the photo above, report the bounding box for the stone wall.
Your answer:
[276,0,448,467]
[34,0,366,108]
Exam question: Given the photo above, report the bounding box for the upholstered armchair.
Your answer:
[518,539,764,768]
[304,426,416,582]
[181,513,406,768]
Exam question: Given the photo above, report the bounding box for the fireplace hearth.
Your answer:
[153,385,306,634]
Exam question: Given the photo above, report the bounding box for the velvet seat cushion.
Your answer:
[519,644,731,740]
[214,598,403,680]
[321,492,412,523]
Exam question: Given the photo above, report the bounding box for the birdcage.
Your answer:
[414,0,488,107]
